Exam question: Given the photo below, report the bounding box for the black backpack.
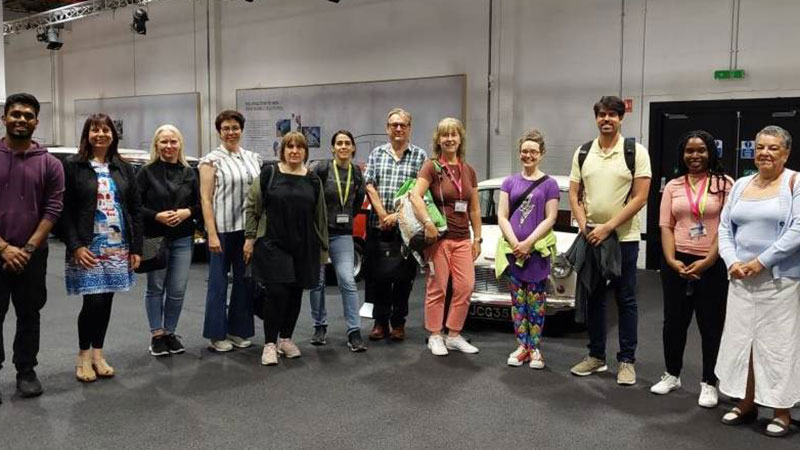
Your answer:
[577,137,636,204]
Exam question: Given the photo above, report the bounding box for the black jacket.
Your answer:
[136,159,201,239]
[61,154,143,255]
[565,232,622,324]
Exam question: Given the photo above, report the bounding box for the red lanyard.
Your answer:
[438,158,463,199]
[683,174,709,222]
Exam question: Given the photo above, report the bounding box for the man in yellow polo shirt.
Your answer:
[567,96,651,385]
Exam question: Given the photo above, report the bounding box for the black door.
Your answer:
[738,107,800,177]
[646,97,800,269]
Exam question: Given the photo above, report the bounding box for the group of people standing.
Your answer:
[0,92,797,438]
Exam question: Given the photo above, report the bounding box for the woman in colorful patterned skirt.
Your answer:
[62,114,142,382]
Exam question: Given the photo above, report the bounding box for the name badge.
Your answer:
[454,200,468,213]
[336,214,350,224]
[689,222,707,238]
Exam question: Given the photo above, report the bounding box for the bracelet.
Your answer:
[424,218,433,225]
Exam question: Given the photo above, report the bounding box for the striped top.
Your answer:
[199,145,262,233]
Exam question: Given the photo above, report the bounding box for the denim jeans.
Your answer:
[309,234,361,333]
[587,241,639,363]
[202,231,254,340]
[145,236,193,334]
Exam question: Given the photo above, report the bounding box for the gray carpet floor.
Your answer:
[0,241,797,449]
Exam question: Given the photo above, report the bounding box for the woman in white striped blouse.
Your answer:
[199,110,262,352]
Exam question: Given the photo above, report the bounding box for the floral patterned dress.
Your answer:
[65,161,135,295]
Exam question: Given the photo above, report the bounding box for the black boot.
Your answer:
[16,370,43,398]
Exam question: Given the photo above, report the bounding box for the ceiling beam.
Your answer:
[3,0,160,36]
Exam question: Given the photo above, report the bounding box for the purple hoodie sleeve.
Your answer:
[42,155,65,222]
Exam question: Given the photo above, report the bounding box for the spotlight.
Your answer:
[131,7,149,35]
[36,26,63,50]
[328,0,340,2]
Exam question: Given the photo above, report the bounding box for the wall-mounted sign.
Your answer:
[740,140,755,159]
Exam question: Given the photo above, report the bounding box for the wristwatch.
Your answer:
[23,243,37,254]
[475,237,483,244]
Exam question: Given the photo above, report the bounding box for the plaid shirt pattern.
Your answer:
[364,142,427,228]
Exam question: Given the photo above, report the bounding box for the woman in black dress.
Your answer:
[244,131,328,366]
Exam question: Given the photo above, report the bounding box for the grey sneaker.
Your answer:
[311,326,327,346]
[570,356,608,376]
[617,362,636,385]
[347,330,367,353]
[226,334,252,349]
[277,339,301,358]
[261,344,278,366]
[209,339,233,352]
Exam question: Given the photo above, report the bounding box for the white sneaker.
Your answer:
[444,335,479,354]
[209,339,233,352]
[427,335,448,356]
[226,334,252,348]
[698,382,719,408]
[507,346,529,367]
[277,339,301,358]
[529,349,545,369]
[650,373,681,395]
[261,344,278,366]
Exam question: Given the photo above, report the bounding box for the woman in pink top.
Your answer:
[651,130,732,408]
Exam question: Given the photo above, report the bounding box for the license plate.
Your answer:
[468,303,511,321]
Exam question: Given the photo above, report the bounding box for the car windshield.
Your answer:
[478,187,575,231]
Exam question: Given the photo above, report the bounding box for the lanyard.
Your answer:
[333,161,352,209]
[438,158,464,199]
[684,174,710,221]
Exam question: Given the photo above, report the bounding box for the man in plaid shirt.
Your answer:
[364,108,427,341]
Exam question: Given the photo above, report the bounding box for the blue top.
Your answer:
[718,169,800,279]
[729,196,781,265]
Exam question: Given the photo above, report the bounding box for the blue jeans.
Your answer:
[144,236,193,334]
[587,241,639,363]
[202,231,254,340]
[308,234,361,334]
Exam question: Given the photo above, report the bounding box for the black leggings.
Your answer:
[660,252,727,384]
[262,283,303,344]
[78,293,114,350]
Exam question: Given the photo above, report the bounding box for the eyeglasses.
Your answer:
[388,122,409,130]
[520,149,542,156]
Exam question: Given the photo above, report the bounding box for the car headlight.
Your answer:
[551,252,573,279]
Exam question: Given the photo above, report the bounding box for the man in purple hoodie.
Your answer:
[0,93,64,403]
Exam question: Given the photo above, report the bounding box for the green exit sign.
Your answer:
[714,69,746,80]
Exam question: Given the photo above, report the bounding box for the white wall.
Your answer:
[3,0,490,168]
[495,0,800,178]
[4,0,800,175]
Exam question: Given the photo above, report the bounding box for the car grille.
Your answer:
[474,265,554,295]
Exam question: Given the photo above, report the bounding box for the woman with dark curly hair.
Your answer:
[650,130,732,408]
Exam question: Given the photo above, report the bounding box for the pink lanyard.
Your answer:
[438,158,464,199]
[683,175,709,222]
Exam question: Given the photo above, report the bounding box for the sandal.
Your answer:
[75,356,97,383]
[92,358,115,378]
[765,417,791,438]
[721,406,758,425]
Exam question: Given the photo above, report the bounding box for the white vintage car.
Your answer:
[469,175,578,322]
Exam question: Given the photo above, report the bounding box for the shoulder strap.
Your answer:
[577,141,593,203]
[510,175,550,217]
[623,137,637,203]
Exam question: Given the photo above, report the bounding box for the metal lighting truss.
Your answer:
[3,0,161,36]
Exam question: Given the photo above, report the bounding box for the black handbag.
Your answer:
[135,236,167,273]
[369,232,417,282]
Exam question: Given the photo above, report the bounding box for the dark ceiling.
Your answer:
[4,1,79,15]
